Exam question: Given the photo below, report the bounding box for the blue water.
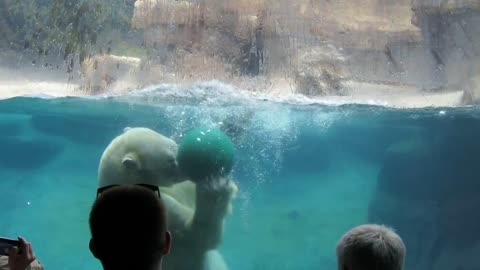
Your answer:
[0,84,479,270]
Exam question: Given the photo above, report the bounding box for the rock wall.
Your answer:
[413,1,480,103]
[412,0,480,14]
[129,0,424,95]
[0,1,13,47]
[131,0,268,77]
[344,37,445,89]
[4,0,479,99]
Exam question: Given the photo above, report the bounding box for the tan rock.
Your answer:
[80,54,142,93]
[293,46,347,96]
[223,0,266,14]
[132,0,200,28]
[463,70,480,104]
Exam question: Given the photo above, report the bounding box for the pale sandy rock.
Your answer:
[463,71,480,104]
[223,0,266,15]
[132,0,200,28]
[235,15,259,41]
[142,26,199,49]
[132,0,266,78]
[171,52,233,81]
[131,0,422,84]
[342,81,464,108]
[133,0,264,30]
[293,46,347,96]
[132,0,268,30]
[80,54,142,93]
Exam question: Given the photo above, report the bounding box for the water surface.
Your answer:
[0,83,479,270]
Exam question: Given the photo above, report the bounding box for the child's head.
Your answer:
[89,185,171,270]
[336,224,406,270]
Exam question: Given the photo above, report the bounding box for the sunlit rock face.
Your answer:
[293,46,348,96]
[130,0,442,96]
[463,72,480,104]
[131,0,268,77]
[5,0,478,101]
[80,54,142,93]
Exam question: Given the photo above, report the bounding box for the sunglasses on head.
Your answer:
[96,184,161,198]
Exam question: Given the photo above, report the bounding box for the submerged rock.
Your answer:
[0,122,23,137]
[376,146,438,201]
[370,118,480,269]
[0,136,63,169]
[30,113,128,146]
[369,190,441,270]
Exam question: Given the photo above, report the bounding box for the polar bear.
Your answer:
[98,127,183,188]
[97,127,237,270]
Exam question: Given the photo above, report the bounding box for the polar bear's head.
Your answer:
[98,127,187,188]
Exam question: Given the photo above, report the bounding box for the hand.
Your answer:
[8,237,36,270]
[196,176,238,217]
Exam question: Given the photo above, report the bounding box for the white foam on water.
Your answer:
[99,80,467,109]
[0,78,468,110]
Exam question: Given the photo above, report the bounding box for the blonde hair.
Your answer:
[336,224,406,270]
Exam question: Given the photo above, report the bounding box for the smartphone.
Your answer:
[0,237,20,256]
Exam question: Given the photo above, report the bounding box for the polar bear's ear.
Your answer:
[122,152,141,171]
[123,127,132,133]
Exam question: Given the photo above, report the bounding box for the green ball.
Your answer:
[178,127,235,181]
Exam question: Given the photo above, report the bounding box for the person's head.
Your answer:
[336,224,406,270]
[89,185,171,270]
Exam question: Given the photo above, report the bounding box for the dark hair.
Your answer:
[89,185,168,269]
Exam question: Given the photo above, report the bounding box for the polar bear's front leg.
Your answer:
[187,177,238,252]
[203,250,230,270]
